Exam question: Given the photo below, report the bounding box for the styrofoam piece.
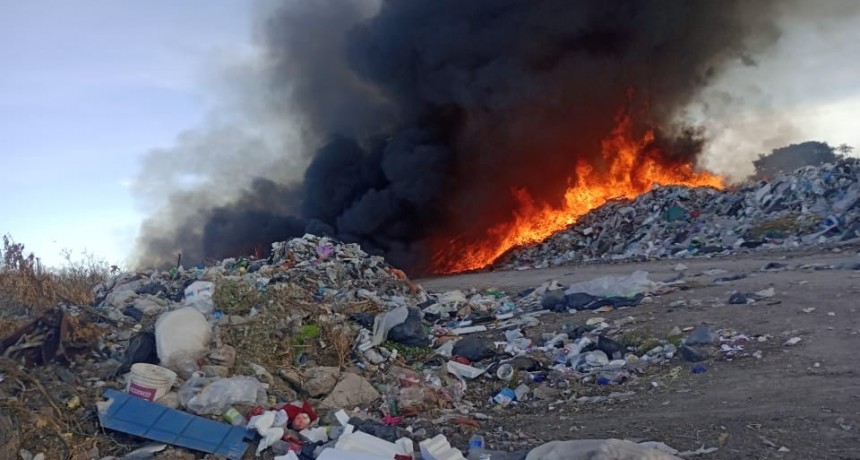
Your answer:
[335,430,410,459]
[447,361,485,380]
[451,325,487,335]
[301,427,329,443]
[317,448,391,460]
[396,437,414,456]
[420,434,467,460]
[335,409,350,426]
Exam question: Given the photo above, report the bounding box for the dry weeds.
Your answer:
[0,234,112,315]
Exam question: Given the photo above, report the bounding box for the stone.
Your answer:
[280,369,303,387]
[320,373,381,409]
[302,367,341,397]
[209,345,237,369]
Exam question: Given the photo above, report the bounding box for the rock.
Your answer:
[209,345,237,369]
[302,367,341,397]
[452,335,496,362]
[320,373,381,409]
[280,369,303,387]
[248,363,275,385]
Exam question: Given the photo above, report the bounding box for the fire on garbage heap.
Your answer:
[429,112,724,274]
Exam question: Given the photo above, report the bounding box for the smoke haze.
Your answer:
[132,0,859,273]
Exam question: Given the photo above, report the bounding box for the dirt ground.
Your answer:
[419,247,860,459]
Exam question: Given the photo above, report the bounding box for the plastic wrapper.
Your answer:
[178,376,266,415]
[565,270,656,298]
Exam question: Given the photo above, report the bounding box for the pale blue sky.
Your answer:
[1,1,253,266]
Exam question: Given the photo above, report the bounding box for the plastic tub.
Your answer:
[127,363,177,401]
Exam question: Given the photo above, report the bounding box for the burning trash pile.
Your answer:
[0,234,772,460]
[499,159,860,270]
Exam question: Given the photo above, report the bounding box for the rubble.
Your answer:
[500,159,860,269]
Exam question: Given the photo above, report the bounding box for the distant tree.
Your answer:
[753,141,837,180]
[836,143,854,156]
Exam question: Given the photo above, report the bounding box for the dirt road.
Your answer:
[418,248,860,459]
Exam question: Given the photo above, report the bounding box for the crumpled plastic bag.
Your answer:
[371,305,410,345]
[184,281,215,315]
[155,307,212,376]
[564,271,656,298]
[525,439,681,460]
[178,375,266,415]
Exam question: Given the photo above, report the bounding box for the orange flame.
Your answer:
[431,113,724,273]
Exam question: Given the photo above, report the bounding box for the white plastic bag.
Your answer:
[179,375,266,415]
[155,307,212,376]
[564,270,656,298]
[525,439,681,460]
[184,281,215,315]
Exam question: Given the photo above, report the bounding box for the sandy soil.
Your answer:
[418,247,860,459]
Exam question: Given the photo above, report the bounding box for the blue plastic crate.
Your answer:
[98,389,255,459]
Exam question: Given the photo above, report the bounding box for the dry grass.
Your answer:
[0,235,112,315]
[321,321,356,368]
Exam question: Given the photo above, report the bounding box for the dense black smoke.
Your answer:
[134,0,788,273]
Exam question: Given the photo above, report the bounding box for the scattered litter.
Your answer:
[784,337,803,346]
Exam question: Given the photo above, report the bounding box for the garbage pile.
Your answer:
[499,159,860,270]
[0,235,763,460]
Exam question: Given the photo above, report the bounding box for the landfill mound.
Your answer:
[0,231,762,460]
[499,159,860,270]
[3,171,860,459]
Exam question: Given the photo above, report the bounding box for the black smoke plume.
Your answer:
[134,0,787,273]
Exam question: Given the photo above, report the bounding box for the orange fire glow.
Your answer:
[431,114,724,273]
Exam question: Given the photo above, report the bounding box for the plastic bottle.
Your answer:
[223,407,245,426]
[469,434,485,450]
